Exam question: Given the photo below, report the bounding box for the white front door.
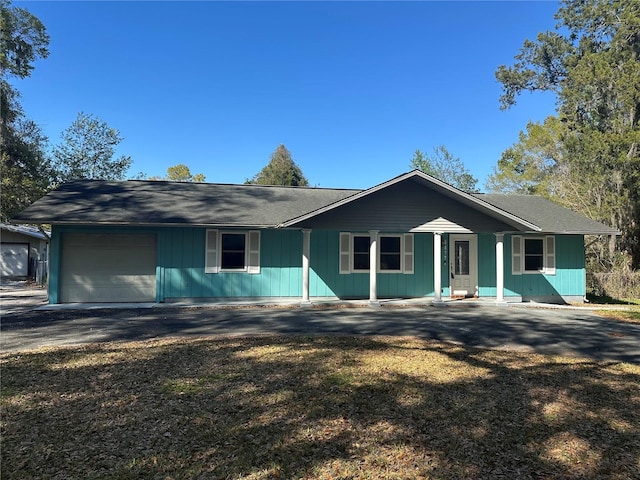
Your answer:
[449,234,478,297]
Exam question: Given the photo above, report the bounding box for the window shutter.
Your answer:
[403,233,414,274]
[247,231,261,274]
[512,235,522,275]
[339,232,351,274]
[205,229,219,273]
[545,235,556,275]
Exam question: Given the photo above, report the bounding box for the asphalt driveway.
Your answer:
[2,301,639,364]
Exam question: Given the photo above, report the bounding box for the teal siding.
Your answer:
[478,233,497,297]
[309,231,434,298]
[48,225,62,304]
[47,226,586,303]
[449,233,585,300]
[161,228,303,299]
[504,234,585,300]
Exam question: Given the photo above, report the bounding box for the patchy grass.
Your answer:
[1,336,639,479]
[597,306,640,324]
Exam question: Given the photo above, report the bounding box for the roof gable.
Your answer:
[280,170,540,232]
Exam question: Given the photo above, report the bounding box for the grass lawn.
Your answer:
[596,306,640,324]
[2,335,639,479]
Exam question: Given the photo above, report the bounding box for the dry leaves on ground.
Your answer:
[2,335,639,479]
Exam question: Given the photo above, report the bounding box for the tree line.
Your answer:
[490,0,640,275]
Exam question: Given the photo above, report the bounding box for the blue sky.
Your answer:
[16,1,559,190]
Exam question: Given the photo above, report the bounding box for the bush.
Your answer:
[587,267,640,301]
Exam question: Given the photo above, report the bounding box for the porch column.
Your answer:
[369,230,379,305]
[301,229,311,304]
[495,233,506,303]
[433,232,443,303]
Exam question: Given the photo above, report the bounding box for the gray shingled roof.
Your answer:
[474,194,619,235]
[13,177,618,235]
[0,223,50,239]
[12,180,360,227]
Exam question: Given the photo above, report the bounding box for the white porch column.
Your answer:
[495,233,506,303]
[433,232,443,303]
[301,229,311,304]
[369,230,379,305]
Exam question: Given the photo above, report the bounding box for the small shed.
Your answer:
[0,223,50,281]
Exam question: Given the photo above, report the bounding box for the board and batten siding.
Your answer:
[161,229,436,300]
[476,233,498,298]
[502,234,585,301]
[160,228,303,300]
[309,231,435,298]
[450,233,585,301]
[48,226,587,303]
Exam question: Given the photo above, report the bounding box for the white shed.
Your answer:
[0,224,50,281]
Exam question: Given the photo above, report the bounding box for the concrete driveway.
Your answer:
[0,281,47,315]
[2,298,639,363]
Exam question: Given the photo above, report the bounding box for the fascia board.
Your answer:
[2,223,49,240]
[541,229,621,235]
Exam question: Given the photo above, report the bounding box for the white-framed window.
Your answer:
[339,232,414,274]
[352,235,370,271]
[205,229,260,274]
[512,235,555,275]
[379,235,402,272]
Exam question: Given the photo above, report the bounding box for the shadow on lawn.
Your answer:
[2,336,639,479]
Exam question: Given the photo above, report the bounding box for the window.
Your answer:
[353,235,370,270]
[205,230,260,274]
[380,236,401,271]
[524,238,544,272]
[454,240,470,275]
[221,233,246,270]
[339,232,413,274]
[512,235,555,275]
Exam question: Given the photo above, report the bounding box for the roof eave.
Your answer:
[28,221,278,229]
[542,229,621,236]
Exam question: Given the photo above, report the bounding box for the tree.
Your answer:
[0,0,49,81]
[246,144,309,186]
[495,0,640,268]
[410,145,478,192]
[166,163,205,182]
[0,0,51,220]
[52,112,132,183]
[485,116,563,196]
[0,0,49,142]
[1,115,54,221]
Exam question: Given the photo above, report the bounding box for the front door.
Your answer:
[449,234,478,297]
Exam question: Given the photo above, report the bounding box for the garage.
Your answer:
[0,243,29,277]
[60,233,157,303]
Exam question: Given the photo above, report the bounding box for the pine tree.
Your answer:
[246,144,309,186]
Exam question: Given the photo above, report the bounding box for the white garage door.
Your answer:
[61,233,156,303]
[0,243,29,277]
